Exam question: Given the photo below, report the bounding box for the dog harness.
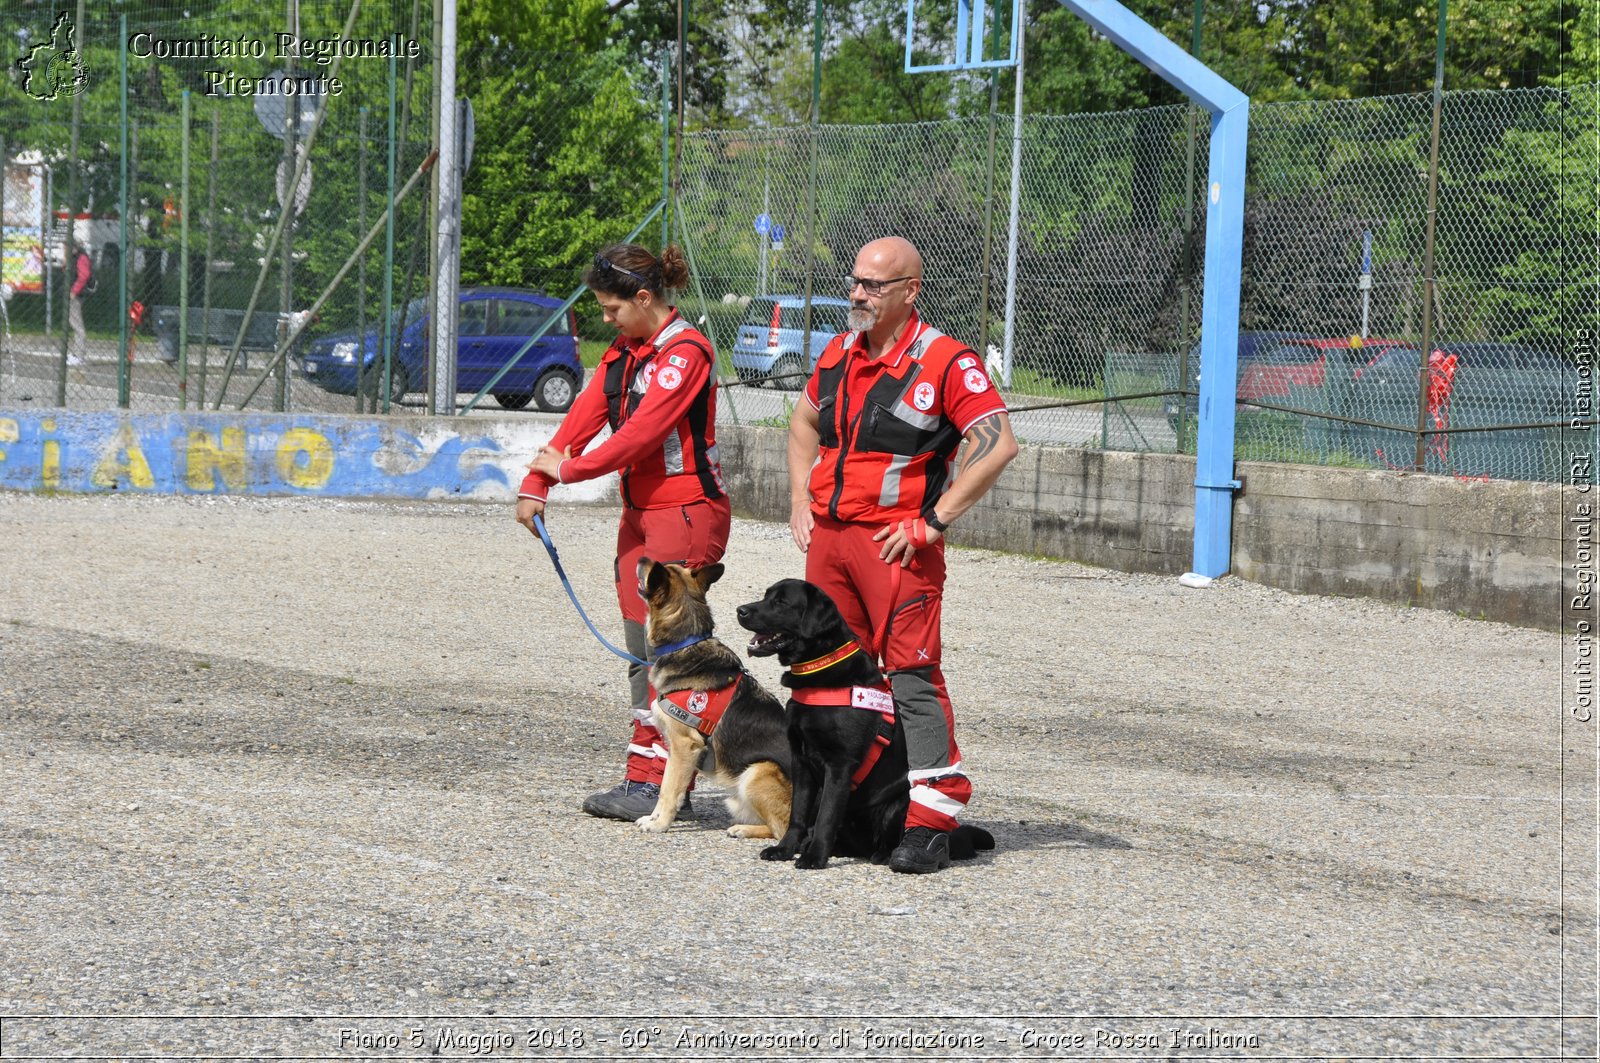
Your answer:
[656,673,745,737]
[788,643,897,788]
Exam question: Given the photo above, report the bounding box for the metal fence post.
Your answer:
[660,47,671,251]
[358,106,368,415]
[277,0,299,414]
[1413,0,1448,471]
[179,91,190,411]
[117,17,130,409]
[432,0,460,417]
[199,111,218,410]
[976,71,1000,364]
[999,18,1026,388]
[55,0,86,407]
[380,38,398,417]
[799,0,824,368]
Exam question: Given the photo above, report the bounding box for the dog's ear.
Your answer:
[695,563,725,592]
[643,559,671,601]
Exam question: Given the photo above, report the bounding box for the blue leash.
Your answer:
[532,514,649,666]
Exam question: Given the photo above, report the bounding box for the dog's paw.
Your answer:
[727,824,775,839]
[760,844,796,861]
[635,814,670,833]
[795,847,832,870]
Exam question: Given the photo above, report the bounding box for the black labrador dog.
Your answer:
[737,578,993,871]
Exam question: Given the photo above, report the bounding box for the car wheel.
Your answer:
[493,392,533,411]
[534,367,578,412]
[360,361,409,405]
[775,355,806,391]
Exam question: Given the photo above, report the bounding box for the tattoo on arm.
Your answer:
[960,418,1003,470]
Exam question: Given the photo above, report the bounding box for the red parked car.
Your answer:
[1240,336,1412,407]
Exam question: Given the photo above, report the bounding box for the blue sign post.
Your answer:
[1359,229,1374,339]
[756,215,779,295]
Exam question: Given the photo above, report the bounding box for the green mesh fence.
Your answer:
[1,1,438,412]
[686,88,1596,483]
[3,4,1592,485]
[0,2,666,415]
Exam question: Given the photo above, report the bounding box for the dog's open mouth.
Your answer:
[746,631,789,657]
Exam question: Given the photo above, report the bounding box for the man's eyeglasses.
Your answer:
[595,254,651,286]
[843,274,915,297]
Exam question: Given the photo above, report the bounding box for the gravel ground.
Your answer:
[1,492,1594,1060]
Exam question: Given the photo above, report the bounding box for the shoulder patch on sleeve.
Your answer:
[668,353,688,369]
[957,355,977,370]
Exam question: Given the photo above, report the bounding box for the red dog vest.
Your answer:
[787,646,897,788]
[656,674,744,736]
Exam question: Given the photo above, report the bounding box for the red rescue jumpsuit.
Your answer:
[801,311,1008,832]
[520,311,730,785]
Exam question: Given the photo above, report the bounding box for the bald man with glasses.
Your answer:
[787,236,1019,874]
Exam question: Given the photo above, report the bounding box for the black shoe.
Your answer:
[888,826,952,874]
[581,780,661,821]
[581,781,696,822]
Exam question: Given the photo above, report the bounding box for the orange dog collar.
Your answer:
[789,641,863,676]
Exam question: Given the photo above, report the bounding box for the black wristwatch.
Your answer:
[925,513,949,534]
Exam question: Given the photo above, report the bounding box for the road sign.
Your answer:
[253,71,322,140]
[754,213,771,235]
[770,223,785,244]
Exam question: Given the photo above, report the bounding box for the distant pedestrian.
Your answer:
[66,238,91,366]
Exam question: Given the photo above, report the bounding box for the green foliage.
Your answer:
[459,0,661,302]
[1294,0,1571,96]
[1446,89,1598,344]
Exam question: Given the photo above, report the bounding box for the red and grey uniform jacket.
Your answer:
[519,311,725,509]
[803,311,1008,526]
[788,642,897,789]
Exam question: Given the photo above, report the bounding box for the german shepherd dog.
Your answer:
[634,558,792,839]
[736,578,995,870]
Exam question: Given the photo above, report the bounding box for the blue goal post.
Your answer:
[904,0,1249,581]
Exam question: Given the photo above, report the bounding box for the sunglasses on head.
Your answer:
[595,254,651,286]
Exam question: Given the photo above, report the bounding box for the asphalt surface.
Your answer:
[0,493,1593,1060]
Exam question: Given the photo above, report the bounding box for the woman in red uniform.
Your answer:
[515,243,730,821]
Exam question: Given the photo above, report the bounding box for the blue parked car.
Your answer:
[729,295,852,390]
[297,287,583,411]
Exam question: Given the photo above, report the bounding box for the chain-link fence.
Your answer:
[3,2,1593,485]
[1,2,668,417]
[685,86,1596,483]
[1,1,439,413]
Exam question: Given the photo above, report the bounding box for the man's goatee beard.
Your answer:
[847,306,876,331]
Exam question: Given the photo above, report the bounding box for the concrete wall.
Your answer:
[717,423,1572,630]
[0,408,1571,628]
[0,409,616,502]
